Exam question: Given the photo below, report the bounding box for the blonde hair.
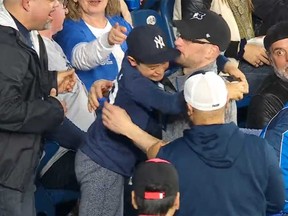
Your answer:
[66,0,121,21]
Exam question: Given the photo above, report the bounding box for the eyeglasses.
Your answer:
[190,39,212,45]
[176,32,212,45]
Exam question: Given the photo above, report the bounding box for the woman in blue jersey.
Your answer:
[55,0,132,90]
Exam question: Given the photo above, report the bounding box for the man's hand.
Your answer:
[108,22,127,45]
[50,88,67,113]
[102,102,166,156]
[226,81,247,101]
[57,68,76,93]
[243,44,270,67]
[223,62,249,94]
[102,102,132,136]
[88,79,113,112]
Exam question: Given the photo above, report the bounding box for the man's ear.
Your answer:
[127,56,138,67]
[173,192,180,210]
[209,44,220,59]
[187,103,193,117]
[131,191,138,210]
[22,0,31,11]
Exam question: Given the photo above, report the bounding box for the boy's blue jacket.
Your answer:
[81,58,186,177]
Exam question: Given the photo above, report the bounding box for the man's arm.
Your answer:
[102,102,166,158]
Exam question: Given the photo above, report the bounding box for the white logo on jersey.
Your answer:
[154,35,165,49]
[191,12,206,20]
[108,80,118,105]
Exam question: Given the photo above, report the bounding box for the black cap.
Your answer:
[126,25,180,64]
[264,21,288,51]
[133,158,179,200]
[173,10,231,51]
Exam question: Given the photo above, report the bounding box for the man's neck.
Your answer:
[183,60,216,75]
[39,29,53,39]
[191,113,225,126]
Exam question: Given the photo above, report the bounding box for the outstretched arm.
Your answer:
[102,102,166,158]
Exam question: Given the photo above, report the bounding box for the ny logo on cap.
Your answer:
[154,35,165,49]
[191,12,206,20]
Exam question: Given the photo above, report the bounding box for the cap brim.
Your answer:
[140,48,181,64]
[173,20,196,41]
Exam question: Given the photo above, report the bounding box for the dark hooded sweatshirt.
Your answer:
[157,122,284,216]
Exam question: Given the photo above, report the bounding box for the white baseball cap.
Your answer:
[184,71,228,111]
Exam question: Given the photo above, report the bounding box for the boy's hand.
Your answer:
[88,79,114,112]
[108,22,127,45]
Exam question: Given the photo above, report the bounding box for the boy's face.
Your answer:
[136,62,169,81]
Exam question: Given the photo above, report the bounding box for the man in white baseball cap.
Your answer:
[101,71,284,216]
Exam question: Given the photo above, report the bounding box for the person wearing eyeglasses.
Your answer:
[247,21,288,129]
[0,0,77,214]
[36,0,96,214]
[89,10,249,141]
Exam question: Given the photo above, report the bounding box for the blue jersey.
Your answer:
[55,16,132,90]
[261,104,288,213]
[81,58,186,177]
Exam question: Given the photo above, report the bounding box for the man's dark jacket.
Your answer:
[247,74,288,129]
[0,25,64,191]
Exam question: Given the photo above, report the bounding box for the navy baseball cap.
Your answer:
[133,158,179,200]
[126,25,180,64]
[173,10,231,51]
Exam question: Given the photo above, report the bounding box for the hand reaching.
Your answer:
[88,79,114,112]
[226,81,247,101]
[108,22,127,46]
[102,102,132,135]
[57,68,76,93]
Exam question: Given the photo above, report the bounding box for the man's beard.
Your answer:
[43,20,52,30]
[273,64,288,82]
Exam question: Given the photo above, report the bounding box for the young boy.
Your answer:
[75,25,185,215]
[132,158,180,216]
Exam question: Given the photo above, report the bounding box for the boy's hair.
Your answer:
[133,158,179,215]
